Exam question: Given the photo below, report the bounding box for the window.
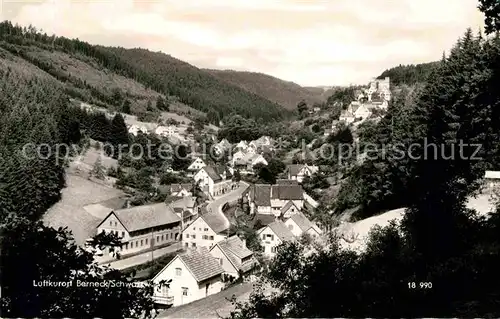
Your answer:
[218,258,223,265]
[157,236,160,242]
[204,228,208,231]
[125,243,129,249]
[192,243,196,247]
[109,221,112,226]
[209,236,214,240]
[121,231,125,237]
[140,240,143,246]
[193,227,195,230]
[186,234,189,238]
[271,246,277,253]
[262,234,265,240]
[171,233,173,239]
[161,235,164,240]
[115,221,117,226]
[185,242,189,247]
[202,235,207,240]
[145,238,148,245]
[182,287,188,296]
[175,268,182,276]
[192,235,196,239]
[199,228,202,231]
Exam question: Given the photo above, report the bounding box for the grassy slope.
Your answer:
[205,69,329,110]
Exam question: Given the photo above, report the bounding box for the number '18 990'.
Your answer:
[408,282,432,289]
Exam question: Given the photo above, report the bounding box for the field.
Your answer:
[43,173,125,245]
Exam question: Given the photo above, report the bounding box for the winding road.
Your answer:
[206,181,249,215]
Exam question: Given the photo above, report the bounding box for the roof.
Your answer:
[202,166,222,182]
[215,165,232,178]
[286,164,304,177]
[289,212,316,232]
[169,196,196,209]
[170,183,193,193]
[276,179,299,185]
[214,236,257,273]
[280,200,299,215]
[252,214,276,228]
[485,170,500,179]
[266,220,296,241]
[270,185,303,200]
[104,202,180,233]
[250,184,304,206]
[250,184,271,206]
[178,250,224,282]
[200,210,230,234]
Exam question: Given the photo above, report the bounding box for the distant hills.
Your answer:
[205,69,331,110]
[0,21,295,122]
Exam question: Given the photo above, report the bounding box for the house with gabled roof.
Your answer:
[152,249,224,307]
[168,196,198,227]
[285,164,319,183]
[193,165,232,197]
[280,200,301,219]
[181,209,233,249]
[247,183,306,216]
[233,153,268,174]
[214,139,232,155]
[256,220,296,258]
[209,236,259,279]
[170,183,193,197]
[128,124,149,136]
[187,157,206,175]
[96,202,181,255]
[284,212,322,239]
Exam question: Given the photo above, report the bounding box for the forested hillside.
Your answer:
[231,26,500,319]
[0,21,288,122]
[376,61,439,86]
[205,69,328,110]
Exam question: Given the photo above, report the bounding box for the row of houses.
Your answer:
[151,234,259,307]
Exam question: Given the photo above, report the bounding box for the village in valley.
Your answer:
[40,73,500,317]
[3,4,500,316]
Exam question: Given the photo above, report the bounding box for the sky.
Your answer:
[0,0,486,86]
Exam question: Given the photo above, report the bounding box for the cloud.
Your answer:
[1,0,486,86]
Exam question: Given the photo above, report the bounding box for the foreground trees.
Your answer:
[229,26,500,319]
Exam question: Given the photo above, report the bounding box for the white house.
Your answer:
[193,166,231,197]
[151,249,224,307]
[209,236,259,280]
[169,183,193,197]
[96,203,181,255]
[235,140,249,152]
[155,125,177,137]
[256,220,296,259]
[214,139,232,155]
[128,124,149,136]
[339,110,355,124]
[284,212,322,239]
[168,196,198,227]
[187,157,207,174]
[181,211,231,249]
[233,153,268,174]
[247,183,305,216]
[285,164,319,183]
